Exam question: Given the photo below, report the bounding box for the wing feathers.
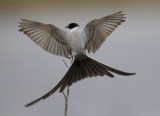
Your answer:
[19,19,71,57]
[84,11,126,53]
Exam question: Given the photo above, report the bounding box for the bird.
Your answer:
[19,11,135,107]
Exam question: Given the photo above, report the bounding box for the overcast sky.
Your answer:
[0,0,160,116]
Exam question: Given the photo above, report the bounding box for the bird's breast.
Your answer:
[66,28,86,54]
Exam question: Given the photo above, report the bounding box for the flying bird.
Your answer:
[19,11,135,107]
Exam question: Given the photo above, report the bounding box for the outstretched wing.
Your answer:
[19,19,72,57]
[84,11,126,53]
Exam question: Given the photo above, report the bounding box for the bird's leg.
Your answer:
[66,56,73,60]
[70,56,74,64]
[65,56,74,64]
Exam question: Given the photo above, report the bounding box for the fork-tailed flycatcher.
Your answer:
[19,11,135,107]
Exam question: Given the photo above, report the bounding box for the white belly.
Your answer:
[66,27,86,55]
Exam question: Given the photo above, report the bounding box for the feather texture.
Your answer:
[19,19,72,57]
[25,54,135,107]
[84,11,126,53]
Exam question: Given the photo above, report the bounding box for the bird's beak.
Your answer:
[65,26,68,28]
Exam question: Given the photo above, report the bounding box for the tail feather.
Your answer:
[60,55,135,92]
[89,59,114,77]
[75,65,80,81]
[90,60,105,76]
[87,60,99,76]
[74,65,79,82]
[68,65,76,86]
[60,65,74,92]
[84,63,92,77]
[93,59,136,76]
[25,76,66,107]
[78,66,82,81]
[25,54,135,107]
[81,63,87,78]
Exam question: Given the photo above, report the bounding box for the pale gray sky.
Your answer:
[0,1,160,116]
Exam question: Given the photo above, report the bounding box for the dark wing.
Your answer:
[19,19,72,57]
[84,11,126,53]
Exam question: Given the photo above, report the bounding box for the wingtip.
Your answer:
[18,28,23,32]
[114,11,125,15]
[21,19,28,21]
[119,11,125,15]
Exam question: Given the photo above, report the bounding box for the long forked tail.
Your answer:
[25,54,135,107]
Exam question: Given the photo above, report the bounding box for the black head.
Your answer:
[65,23,79,29]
